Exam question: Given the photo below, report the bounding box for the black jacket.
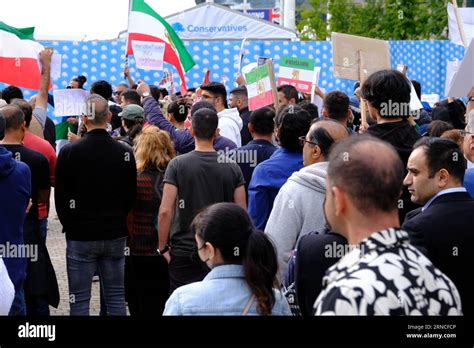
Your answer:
[55,129,137,241]
[402,191,474,316]
[295,228,347,316]
[367,120,421,221]
[239,107,252,146]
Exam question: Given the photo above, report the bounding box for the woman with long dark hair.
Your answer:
[163,203,291,316]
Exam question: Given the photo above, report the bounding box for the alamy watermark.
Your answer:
[217,148,258,167]
[0,242,38,262]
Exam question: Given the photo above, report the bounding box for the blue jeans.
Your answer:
[66,237,127,316]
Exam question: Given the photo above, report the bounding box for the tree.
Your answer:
[297,0,455,40]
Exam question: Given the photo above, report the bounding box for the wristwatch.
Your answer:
[142,91,150,98]
[156,244,170,255]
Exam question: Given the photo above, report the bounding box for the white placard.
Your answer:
[447,40,474,97]
[50,53,62,80]
[421,94,440,107]
[131,41,165,71]
[445,60,461,97]
[409,81,424,112]
[53,89,89,117]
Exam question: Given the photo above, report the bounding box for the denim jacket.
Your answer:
[163,264,292,316]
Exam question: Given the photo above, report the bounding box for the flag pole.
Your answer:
[451,0,468,49]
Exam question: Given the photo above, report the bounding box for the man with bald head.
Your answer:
[55,94,137,316]
[313,136,462,315]
[266,119,349,279]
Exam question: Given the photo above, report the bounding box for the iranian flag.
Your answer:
[0,22,45,90]
[126,0,195,94]
[278,56,315,93]
[245,64,276,111]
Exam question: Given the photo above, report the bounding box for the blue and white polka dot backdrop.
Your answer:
[0,39,466,103]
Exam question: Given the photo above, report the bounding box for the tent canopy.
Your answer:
[165,3,297,41]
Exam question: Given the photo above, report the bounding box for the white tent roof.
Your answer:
[165,3,297,41]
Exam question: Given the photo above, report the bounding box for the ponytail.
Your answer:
[243,230,278,316]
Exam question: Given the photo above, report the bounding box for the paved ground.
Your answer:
[47,190,101,315]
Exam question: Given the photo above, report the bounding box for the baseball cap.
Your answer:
[119,104,144,121]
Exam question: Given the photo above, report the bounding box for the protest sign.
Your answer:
[447,40,474,97]
[53,89,89,117]
[332,32,391,82]
[245,60,278,111]
[50,53,62,80]
[132,40,165,71]
[278,56,314,93]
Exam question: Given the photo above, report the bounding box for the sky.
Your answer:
[0,0,196,40]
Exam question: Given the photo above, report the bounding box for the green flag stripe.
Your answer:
[245,65,270,84]
[131,0,195,72]
[279,56,314,71]
[0,21,35,40]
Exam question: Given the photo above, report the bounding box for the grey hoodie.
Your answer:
[265,161,328,279]
[218,108,243,147]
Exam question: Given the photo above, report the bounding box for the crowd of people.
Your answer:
[0,47,473,316]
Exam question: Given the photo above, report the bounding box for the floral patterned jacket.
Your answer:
[314,228,462,315]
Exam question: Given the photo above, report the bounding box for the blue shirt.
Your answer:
[228,139,277,197]
[464,168,474,198]
[0,146,31,290]
[422,187,468,212]
[248,149,303,230]
[163,264,291,316]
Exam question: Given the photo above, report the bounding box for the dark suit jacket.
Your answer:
[295,229,347,316]
[402,191,474,316]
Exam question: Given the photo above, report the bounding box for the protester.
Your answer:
[163,203,291,316]
[277,85,299,108]
[90,80,122,133]
[265,120,348,279]
[427,120,453,137]
[0,111,31,315]
[441,129,464,149]
[0,105,58,316]
[248,105,311,230]
[322,91,353,133]
[227,107,277,198]
[229,86,252,146]
[298,101,319,121]
[138,81,236,154]
[125,126,175,316]
[157,107,246,292]
[55,94,136,315]
[361,69,421,221]
[314,135,462,315]
[0,258,15,315]
[121,89,141,108]
[114,83,129,104]
[116,104,145,148]
[166,98,190,130]
[463,110,474,196]
[200,82,243,147]
[402,137,474,315]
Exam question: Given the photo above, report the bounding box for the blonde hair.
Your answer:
[134,125,176,172]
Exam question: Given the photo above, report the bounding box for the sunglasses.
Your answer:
[299,135,318,147]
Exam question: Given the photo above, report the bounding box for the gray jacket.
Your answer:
[265,161,328,280]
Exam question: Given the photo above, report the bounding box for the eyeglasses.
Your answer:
[299,135,318,147]
[460,130,473,137]
[113,91,122,96]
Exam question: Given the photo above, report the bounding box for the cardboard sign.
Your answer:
[278,56,315,93]
[447,40,474,97]
[332,32,391,81]
[53,89,89,117]
[258,57,271,66]
[245,60,278,111]
[132,40,165,71]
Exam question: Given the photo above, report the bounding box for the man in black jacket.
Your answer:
[55,94,136,315]
[361,69,421,221]
[402,137,474,315]
[229,86,252,146]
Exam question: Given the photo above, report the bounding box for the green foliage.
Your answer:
[297,0,454,40]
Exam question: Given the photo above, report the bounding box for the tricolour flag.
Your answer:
[278,56,315,94]
[126,0,195,95]
[245,63,276,111]
[0,22,45,90]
